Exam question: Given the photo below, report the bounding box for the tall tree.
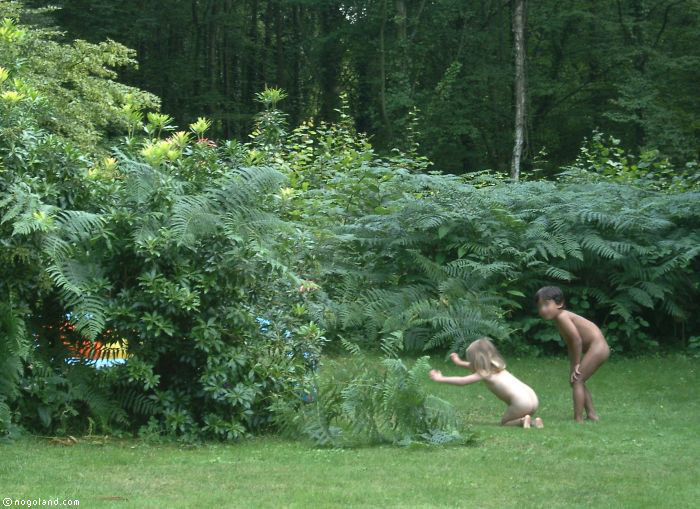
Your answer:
[510,0,528,180]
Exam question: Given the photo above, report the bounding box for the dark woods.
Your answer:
[28,0,700,173]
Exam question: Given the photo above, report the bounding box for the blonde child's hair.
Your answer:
[465,337,506,376]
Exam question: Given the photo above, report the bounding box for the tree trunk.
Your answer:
[319,6,341,121]
[395,0,407,44]
[208,0,219,110]
[379,0,392,140]
[290,4,302,125]
[246,0,260,106]
[275,0,285,87]
[510,0,527,181]
[263,0,274,85]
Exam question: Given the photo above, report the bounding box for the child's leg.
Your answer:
[583,384,599,420]
[571,343,610,422]
[502,415,531,428]
[500,404,533,428]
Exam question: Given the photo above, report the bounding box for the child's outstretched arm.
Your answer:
[429,369,482,385]
[450,352,472,369]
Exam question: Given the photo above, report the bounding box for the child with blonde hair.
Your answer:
[429,338,543,428]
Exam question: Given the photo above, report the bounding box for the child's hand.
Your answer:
[570,363,582,383]
[429,369,443,381]
[449,352,460,364]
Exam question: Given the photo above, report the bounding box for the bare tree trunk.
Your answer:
[395,0,407,43]
[275,0,285,87]
[379,0,392,140]
[510,0,527,180]
[246,0,260,105]
[208,0,219,102]
[319,6,342,121]
[263,0,273,85]
[395,0,410,89]
[290,4,302,124]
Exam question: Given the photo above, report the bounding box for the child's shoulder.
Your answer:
[484,368,509,380]
[553,309,572,322]
[556,309,584,322]
[560,310,596,325]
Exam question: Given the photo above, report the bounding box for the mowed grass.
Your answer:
[1,355,698,508]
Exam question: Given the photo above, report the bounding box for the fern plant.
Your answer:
[272,333,473,448]
[317,164,699,353]
[0,301,30,437]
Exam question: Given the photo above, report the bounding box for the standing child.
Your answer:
[534,286,611,423]
[429,338,543,428]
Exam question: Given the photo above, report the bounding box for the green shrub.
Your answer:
[0,4,158,150]
[271,333,472,448]
[0,11,323,440]
[2,3,698,443]
[271,106,700,355]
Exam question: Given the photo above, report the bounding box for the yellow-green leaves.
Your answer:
[0,18,25,43]
[167,131,191,149]
[140,139,181,165]
[145,112,175,138]
[189,117,212,140]
[1,90,24,103]
[88,157,120,180]
[255,87,287,110]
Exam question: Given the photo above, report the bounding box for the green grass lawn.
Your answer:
[1,355,698,508]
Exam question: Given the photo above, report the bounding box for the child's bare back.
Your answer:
[483,369,539,416]
[554,310,609,354]
[429,338,543,429]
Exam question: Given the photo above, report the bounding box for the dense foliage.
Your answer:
[0,2,158,149]
[0,12,326,441]
[263,99,699,355]
[1,3,698,443]
[25,0,700,172]
[272,333,472,447]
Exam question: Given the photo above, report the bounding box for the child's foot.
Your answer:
[586,414,600,422]
[534,417,544,429]
[575,417,584,424]
[522,415,531,429]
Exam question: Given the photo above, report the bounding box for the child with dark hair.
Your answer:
[535,286,610,423]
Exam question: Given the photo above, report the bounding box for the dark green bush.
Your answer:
[2,5,698,444]
[274,107,700,356]
[0,13,324,440]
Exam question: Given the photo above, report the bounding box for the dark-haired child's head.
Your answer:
[534,286,565,320]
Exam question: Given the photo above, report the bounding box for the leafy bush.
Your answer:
[271,333,472,448]
[0,11,324,441]
[329,174,699,354]
[0,4,158,149]
[558,130,699,193]
[2,3,698,444]
[0,115,328,441]
[270,105,700,355]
